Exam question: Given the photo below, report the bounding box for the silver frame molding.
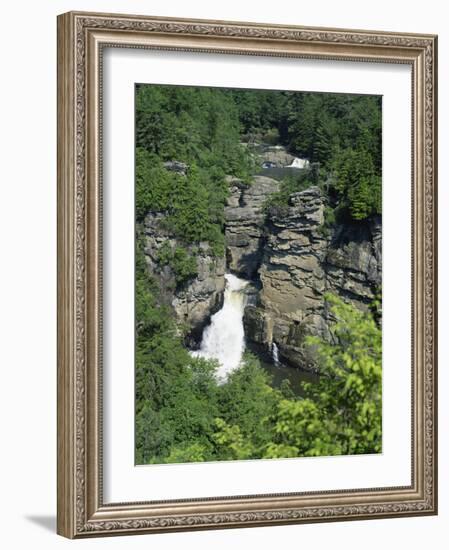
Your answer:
[57,11,438,538]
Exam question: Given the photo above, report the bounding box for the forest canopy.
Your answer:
[136,85,382,235]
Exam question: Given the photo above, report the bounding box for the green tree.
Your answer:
[157,243,198,287]
[135,148,174,219]
[331,147,381,221]
[265,295,382,458]
[164,442,209,464]
[212,418,256,461]
[216,354,281,455]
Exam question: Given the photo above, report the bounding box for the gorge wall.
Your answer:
[143,164,381,373]
[143,212,226,345]
[224,174,280,278]
[236,184,381,371]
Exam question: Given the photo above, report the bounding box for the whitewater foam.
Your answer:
[192,273,249,381]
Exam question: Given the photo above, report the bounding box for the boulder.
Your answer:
[258,145,295,167]
[163,160,188,176]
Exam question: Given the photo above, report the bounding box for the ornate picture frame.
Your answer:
[57,11,438,538]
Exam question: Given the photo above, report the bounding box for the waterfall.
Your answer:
[271,342,280,367]
[287,157,309,169]
[192,273,249,381]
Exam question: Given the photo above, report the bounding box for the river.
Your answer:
[257,155,309,181]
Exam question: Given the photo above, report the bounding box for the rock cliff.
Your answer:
[143,171,381,371]
[224,175,280,278]
[143,212,225,345]
[258,145,296,167]
[240,186,381,371]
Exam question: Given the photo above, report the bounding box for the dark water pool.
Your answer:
[257,166,304,181]
[247,343,318,397]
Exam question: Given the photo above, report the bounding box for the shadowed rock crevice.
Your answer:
[224,175,279,279]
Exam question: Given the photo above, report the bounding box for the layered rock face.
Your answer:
[258,146,296,167]
[242,186,381,371]
[143,173,381,371]
[144,212,225,344]
[325,216,381,306]
[224,175,280,278]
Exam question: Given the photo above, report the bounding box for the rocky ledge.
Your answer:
[143,172,381,373]
[143,212,225,345]
[224,175,280,278]
[241,186,381,371]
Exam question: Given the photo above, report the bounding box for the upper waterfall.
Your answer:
[192,273,249,381]
[287,157,310,169]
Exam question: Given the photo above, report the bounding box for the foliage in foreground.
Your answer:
[264,295,382,458]
[136,287,382,464]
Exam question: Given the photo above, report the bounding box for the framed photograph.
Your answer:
[57,11,438,538]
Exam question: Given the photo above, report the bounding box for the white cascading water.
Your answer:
[271,342,280,367]
[287,157,309,169]
[192,273,249,381]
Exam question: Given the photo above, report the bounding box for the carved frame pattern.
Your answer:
[57,11,437,538]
